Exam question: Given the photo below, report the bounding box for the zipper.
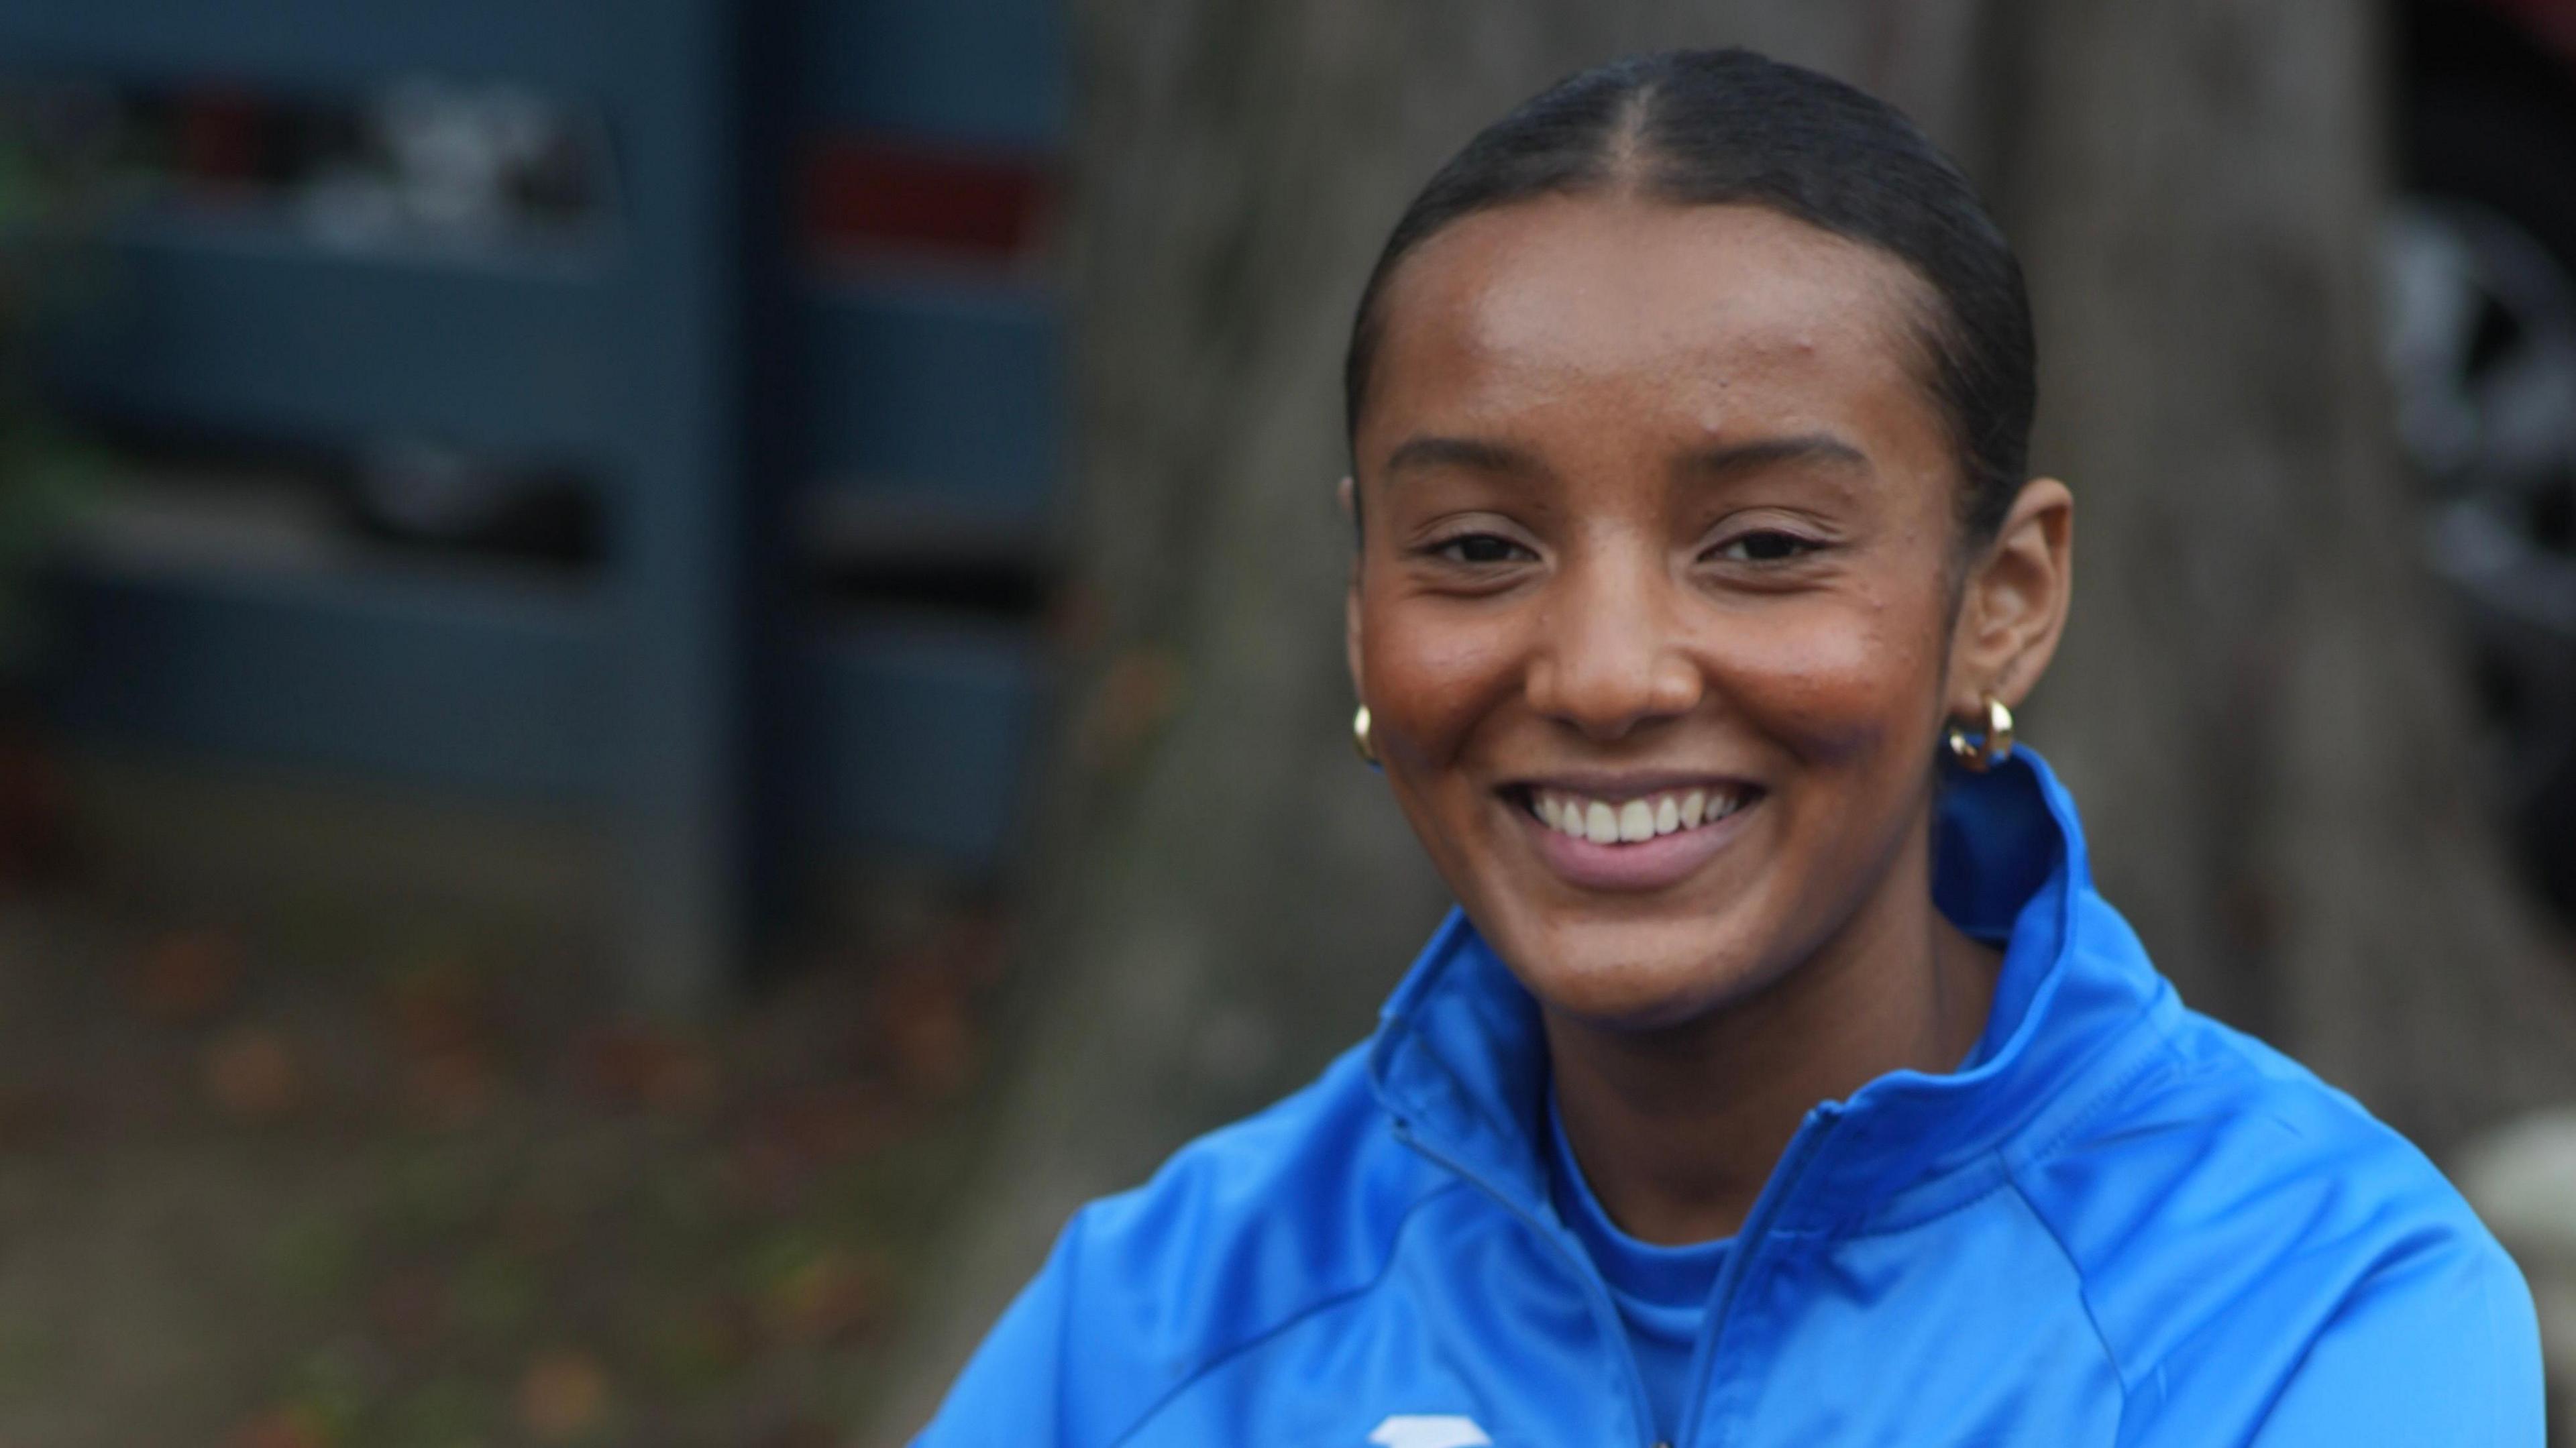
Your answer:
[1391,1117,1664,1448]
[1672,1105,1843,1447]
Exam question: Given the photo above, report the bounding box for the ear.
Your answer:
[1945,478,2074,719]
[1340,475,1366,700]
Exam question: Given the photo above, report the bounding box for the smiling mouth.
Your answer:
[1512,783,1760,845]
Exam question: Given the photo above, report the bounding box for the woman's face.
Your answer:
[1349,194,2032,1029]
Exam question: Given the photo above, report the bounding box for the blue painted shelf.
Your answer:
[9,0,1069,1005]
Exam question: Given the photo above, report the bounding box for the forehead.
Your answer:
[1361,194,1945,459]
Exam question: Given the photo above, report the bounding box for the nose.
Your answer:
[1523,551,1703,740]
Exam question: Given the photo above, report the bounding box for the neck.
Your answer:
[1542,816,1998,1247]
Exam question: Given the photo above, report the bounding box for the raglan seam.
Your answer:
[1989,1018,2196,1428]
[1101,1178,1474,1448]
[1999,1157,2131,1410]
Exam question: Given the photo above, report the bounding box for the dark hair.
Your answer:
[1344,48,2035,547]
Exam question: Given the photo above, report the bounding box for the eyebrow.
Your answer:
[1676,433,1872,482]
[1377,430,1870,484]
[1380,434,1547,479]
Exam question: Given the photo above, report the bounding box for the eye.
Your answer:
[1709,529,1819,564]
[1432,533,1536,565]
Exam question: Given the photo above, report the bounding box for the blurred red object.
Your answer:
[804,136,1052,261]
[174,85,275,189]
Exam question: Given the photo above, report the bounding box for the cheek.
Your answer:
[1358,598,1525,761]
[1703,585,1947,763]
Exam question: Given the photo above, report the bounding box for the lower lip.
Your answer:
[1517,796,1760,891]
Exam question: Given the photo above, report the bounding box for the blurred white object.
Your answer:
[374,78,574,240]
[2457,1107,2576,1401]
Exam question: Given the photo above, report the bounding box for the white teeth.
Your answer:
[1584,801,1619,844]
[1617,800,1655,842]
[1535,785,1750,845]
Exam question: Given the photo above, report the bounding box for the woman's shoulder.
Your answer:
[1075,1036,1447,1261]
[957,1038,1460,1439]
[2004,1003,2540,1437]
[2031,1002,2498,1228]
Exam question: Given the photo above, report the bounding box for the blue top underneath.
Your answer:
[920,748,2545,1447]
[1546,1089,1729,1443]
[1542,968,2008,1442]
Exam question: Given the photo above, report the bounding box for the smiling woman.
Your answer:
[916,48,2544,1448]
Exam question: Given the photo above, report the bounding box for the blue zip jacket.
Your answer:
[918,751,2544,1445]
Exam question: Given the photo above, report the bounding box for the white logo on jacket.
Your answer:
[1366,1415,1492,1448]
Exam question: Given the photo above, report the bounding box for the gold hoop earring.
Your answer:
[1352,703,1380,767]
[1945,695,2015,773]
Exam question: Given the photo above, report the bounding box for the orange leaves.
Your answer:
[515,1349,611,1442]
[17,889,1011,1441]
[223,1406,332,1448]
[380,962,506,1129]
[869,964,980,1105]
[572,1021,716,1115]
[127,927,246,1025]
[864,911,1006,1107]
[203,1025,302,1121]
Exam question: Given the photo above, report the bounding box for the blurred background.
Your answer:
[0,1,2571,1443]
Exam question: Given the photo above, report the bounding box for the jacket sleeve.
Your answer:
[912,1213,1085,1448]
[2243,1232,2546,1447]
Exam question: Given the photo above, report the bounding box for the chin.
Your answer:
[1495,911,1782,1034]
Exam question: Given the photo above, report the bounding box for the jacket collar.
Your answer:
[1364,748,2174,1233]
